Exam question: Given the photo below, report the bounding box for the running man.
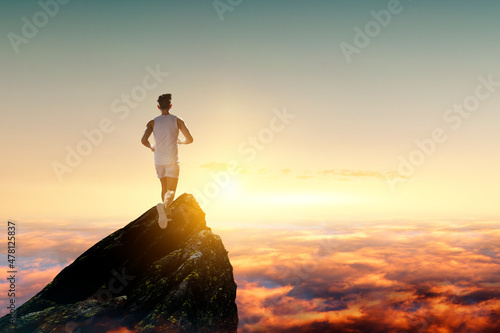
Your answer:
[141,93,193,228]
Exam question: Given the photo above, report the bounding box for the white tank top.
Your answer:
[153,114,179,165]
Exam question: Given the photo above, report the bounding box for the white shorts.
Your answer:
[155,162,180,179]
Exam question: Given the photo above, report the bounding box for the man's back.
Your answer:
[153,114,179,165]
[141,93,193,228]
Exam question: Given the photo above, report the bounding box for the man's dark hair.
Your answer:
[158,94,172,110]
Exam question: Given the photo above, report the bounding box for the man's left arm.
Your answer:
[177,118,193,145]
[141,120,154,151]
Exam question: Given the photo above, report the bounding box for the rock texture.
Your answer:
[0,194,238,333]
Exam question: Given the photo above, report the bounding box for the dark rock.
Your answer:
[0,194,238,333]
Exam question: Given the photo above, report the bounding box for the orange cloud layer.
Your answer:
[220,225,500,332]
[3,223,500,332]
[0,228,110,316]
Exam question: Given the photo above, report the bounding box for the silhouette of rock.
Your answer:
[0,194,238,333]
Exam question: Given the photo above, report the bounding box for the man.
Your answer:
[141,93,193,228]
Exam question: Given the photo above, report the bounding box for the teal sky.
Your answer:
[1,0,499,223]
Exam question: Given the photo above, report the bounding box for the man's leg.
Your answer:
[159,177,168,203]
[160,176,178,214]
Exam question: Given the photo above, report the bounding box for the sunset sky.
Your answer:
[1,0,499,226]
[1,0,500,331]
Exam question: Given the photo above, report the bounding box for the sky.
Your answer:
[1,0,499,226]
[1,1,500,331]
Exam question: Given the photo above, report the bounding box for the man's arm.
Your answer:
[141,120,155,151]
[177,118,193,144]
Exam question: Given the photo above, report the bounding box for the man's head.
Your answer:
[157,93,172,110]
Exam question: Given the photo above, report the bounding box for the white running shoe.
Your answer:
[157,203,168,229]
[166,206,173,223]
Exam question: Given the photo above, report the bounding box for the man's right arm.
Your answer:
[177,118,193,145]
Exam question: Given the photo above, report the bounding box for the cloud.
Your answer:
[198,161,253,175]
[0,265,65,316]
[198,162,407,183]
[4,223,500,332]
[199,162,231,171]
[0,228,111,316]
[222,226,500,332]
[316,169,409,182]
